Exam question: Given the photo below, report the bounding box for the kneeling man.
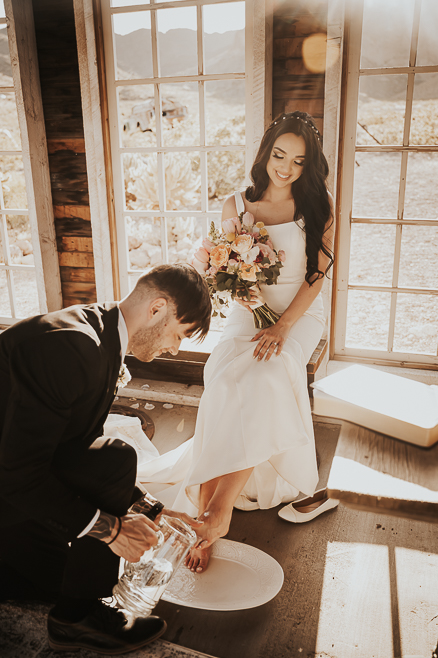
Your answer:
[0,264,211,654]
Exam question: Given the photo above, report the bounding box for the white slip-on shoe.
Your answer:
[278,488,339,523]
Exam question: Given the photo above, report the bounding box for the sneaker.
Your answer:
[47,600,166,655]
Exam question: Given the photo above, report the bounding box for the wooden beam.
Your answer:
[5,0,62,312]
[73,0,115,301]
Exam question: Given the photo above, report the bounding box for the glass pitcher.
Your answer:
[113,514,197,616]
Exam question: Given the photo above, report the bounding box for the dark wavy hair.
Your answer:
[246,111,334,285]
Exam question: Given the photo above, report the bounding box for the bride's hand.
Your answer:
[235,288,260,312]
[250,321,291,361]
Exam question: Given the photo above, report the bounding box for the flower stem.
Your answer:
[251,304,281,329]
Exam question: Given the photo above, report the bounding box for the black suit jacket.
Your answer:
[0,302,122,541]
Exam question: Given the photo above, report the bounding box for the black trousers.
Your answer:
[0,437,138,600]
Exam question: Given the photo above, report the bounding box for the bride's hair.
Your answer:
[245,111,334,285]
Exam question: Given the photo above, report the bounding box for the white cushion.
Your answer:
[312,365,438,447]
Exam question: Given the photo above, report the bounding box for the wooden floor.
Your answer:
[156,422,438,658]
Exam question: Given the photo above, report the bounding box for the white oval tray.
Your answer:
[161,539,284,611]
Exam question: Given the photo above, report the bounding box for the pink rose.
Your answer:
[207,266,218,275]
[228,259,238,266]
[222,217,241,235]
[278,250,286,262]
[194,247,210,263]
[242,211,255,227]
[259,243,277,265]
[202,238,215,253]
[192,257,208,274]
[266,239,274,249]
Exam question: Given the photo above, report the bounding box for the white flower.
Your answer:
[241,245,260,264]
[117,364,132,389]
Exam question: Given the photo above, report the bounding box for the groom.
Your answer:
[0,264,211,654]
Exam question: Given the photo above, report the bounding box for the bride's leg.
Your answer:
[186,467,253,574]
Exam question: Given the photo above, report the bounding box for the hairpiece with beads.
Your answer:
[272,112,321,141]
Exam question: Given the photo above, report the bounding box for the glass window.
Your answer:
[113,12,153,80]
[352,152,402,219]
[393,293,438,355]
[203,2,245,74]
[349,224,396,287]
[360,0,415,69]
[345,290,392,351]
[357,76,408,146]
[404,153,438,219]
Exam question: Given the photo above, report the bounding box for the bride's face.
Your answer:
[266,132,306,189]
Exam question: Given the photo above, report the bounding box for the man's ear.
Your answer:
[149,297,168,321]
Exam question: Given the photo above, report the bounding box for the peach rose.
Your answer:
[210,243,231,268]
[239,263,259,282]
[242,211,255,227]
[222,217,241,235]
[202,238,215,253]
[194,247,210,263]
[231,234,254,256]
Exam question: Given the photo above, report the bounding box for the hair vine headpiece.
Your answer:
[272,112,321,141]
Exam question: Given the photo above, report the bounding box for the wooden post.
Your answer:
[323,0,345,365]
[5,0,62,312]
[73,0,115,302]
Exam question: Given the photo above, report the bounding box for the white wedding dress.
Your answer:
[136,192,325,516]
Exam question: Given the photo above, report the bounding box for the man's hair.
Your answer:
[131,264,211,340]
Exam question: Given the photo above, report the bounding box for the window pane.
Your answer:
[167,216,202,265]
[113,12,152,80]
[0,270,11,317]
[0,92,21,151]
[160,82,199,147]
[157,7,197,78]
[357,76,408,146]
[0,3,5,18]
[416,0,438,66]
[118,85,156,148]
[205,80,245,146]
[127,215,163,271]
[398,225,438,289]
[352,153,401,219]
[393,293,438,355]
[0,155,28,209]
[164,151,200,211]
[207,150,245,211]
[346,290,391,350]
[361,0,415,68]
[6,214,33,265]
[203,2,245,75]
[0,27,12,84]
[410,74,438,146]
[123,152,158,210]
[13,270,39,318]
[404,153,438,219]
[349,224,396,287]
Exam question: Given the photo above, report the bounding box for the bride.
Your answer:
[138,111,335,573]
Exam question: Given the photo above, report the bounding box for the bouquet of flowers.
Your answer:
[192,211,286,329]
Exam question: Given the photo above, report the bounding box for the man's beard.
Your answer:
[128,316,167,362]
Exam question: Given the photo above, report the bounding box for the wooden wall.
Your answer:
[32,0,97,307]
[272,0,328,134]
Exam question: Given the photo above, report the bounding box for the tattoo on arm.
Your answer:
[86,511,118,543]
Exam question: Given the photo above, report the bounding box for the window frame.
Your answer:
[100,0,270,303]
[332,0,438,368]
[0,2,62,324]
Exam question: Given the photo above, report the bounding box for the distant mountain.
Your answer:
[115,28,245,102]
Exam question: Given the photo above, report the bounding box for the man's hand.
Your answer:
[106,513,160,563]
[158,507,204,532]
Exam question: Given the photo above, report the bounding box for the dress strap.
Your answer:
[234,191,245,216]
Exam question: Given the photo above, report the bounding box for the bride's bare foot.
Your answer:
[184,544,213,573]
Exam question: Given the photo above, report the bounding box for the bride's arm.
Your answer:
[252,209,335,361]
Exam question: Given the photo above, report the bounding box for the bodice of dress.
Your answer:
[233,191,324,319]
